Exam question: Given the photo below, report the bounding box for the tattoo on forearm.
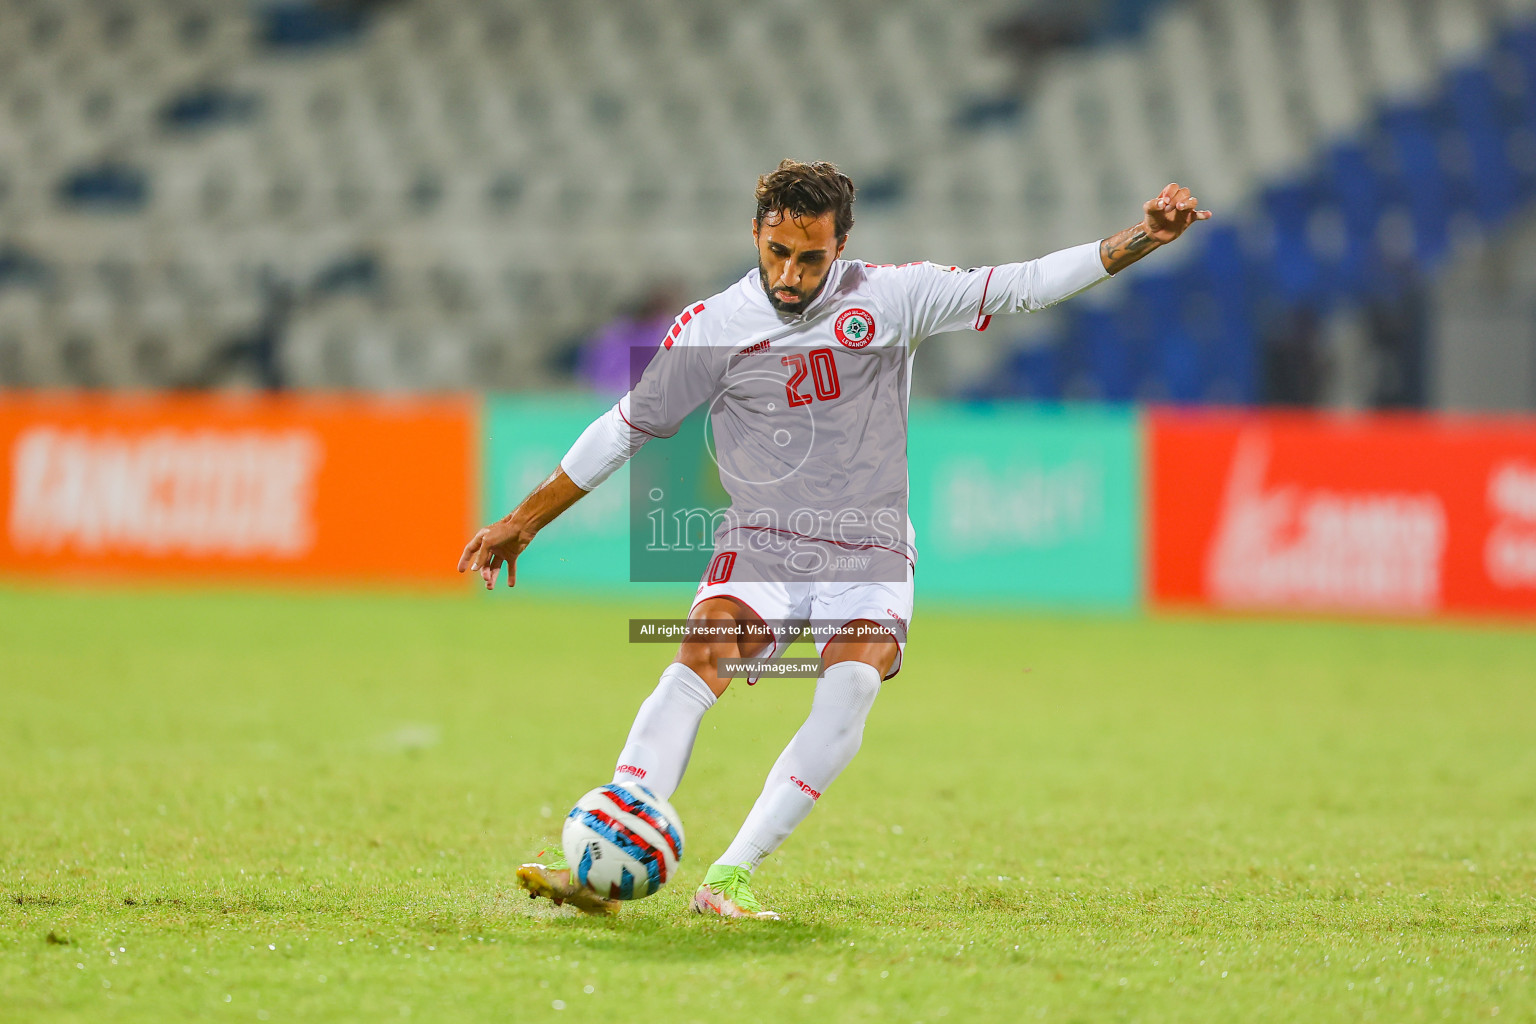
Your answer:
[1100,227,1159,274]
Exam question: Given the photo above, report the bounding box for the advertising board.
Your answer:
[1149,410,1536,615]
[0,393,473,585]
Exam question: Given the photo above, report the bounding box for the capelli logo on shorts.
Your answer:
[789,776,822,800]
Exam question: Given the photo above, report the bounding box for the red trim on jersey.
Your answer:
[723,525,915,568]
[974,266,997,331]
[616,404,661,438]
[663,305,705,348]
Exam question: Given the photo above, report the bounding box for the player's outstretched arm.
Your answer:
[1099,182,1213,275]
[457,394,656,589]
[457,467,588,590]
[905,181,1216,334]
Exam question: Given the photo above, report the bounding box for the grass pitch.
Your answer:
[1,585,1533,1023]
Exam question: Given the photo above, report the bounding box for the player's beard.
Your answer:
[758,262,829,315]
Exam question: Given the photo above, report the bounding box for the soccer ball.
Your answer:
[561,782,685,901]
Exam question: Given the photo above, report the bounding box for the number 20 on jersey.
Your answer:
[782,348,841,407]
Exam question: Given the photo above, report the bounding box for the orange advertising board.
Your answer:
[0,392,474,586]
[1149,410,1536,616]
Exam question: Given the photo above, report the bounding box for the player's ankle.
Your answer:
[702,862,751,889]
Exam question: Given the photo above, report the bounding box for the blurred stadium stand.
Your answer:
[0,0,1533,408]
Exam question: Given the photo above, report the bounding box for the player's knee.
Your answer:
[681,601,768,661]
[675,608,736,691]
[819,660,882,715]
[675,638,718,677]
[824,621,900,678]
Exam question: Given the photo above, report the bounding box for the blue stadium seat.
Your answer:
[159,87,261,132]
[1500,26,1536,199]
[57,163,149,211]
[1006,343,1064,401]
[1321,143,1384,294]
[1446,67,1518,225]
[1260,184,1325,304]
[1379,106,1451,264]
[1155,323,1203,405]
[259,2,366,50]
[1075,306,1135,403]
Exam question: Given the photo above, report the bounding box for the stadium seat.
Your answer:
[1,0,1533,400]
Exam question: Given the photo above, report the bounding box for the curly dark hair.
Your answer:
[754,159,856,242]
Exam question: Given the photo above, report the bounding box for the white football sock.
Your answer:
[715,660,882,872]
[611,663,716,800]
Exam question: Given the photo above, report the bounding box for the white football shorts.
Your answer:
[689,536,914,683]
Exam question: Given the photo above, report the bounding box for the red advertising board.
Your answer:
[1150,409,1536,616]
[0,392,474,586]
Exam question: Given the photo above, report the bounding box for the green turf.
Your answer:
[2,584,1533,1022]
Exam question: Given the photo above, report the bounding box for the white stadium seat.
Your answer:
[0,0,1527,389]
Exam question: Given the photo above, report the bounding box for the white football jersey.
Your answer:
[610,243,1111,569]
[617,244,1112,564]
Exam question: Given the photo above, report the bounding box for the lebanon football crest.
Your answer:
[835,308,875,349]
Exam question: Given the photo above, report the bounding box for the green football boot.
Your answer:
[690,864,781,920]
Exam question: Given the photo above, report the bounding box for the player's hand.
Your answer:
[456,519,533,590]
[1142,183,1212,244]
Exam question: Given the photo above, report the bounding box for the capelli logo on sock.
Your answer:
[616,765,647,779]
[790,776,821,800]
